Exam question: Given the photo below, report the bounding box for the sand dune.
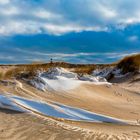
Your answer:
[0,107,140,140]
[0,66,140,139]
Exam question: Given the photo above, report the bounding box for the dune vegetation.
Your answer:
[117,54,140,74]
[1,54,139,80]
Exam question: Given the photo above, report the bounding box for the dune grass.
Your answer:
[3,62,97,79]
[117,54,140,74]
[2,53,139,79]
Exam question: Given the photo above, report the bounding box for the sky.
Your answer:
[0,0,140,64]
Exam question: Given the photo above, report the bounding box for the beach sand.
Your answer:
[0,67,140,140]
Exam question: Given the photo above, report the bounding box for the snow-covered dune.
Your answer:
[28,67,110,92]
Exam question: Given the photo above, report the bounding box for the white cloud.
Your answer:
[96,3,117,19]
[0,6,18,15]
[128,35,139,42]
[33,9,61,20]
[1,47,138,63]
[0,0,10,5]
[15,48,139,60]
[43,24,108,35]
[0,0,140,35]
[0,21,42,35]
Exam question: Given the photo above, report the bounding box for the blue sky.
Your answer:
[0,0,140,64]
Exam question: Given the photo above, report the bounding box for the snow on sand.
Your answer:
[29,67,110,92]
[0,94,128,124]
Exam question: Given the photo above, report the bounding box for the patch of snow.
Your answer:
[92,67,130,79]
[0,94,132,124]
[0,94,25,112]
[78,74,107,82]
[41,67,77,79]
[29,77,47,91]
[112,68,130,78]
[40,76,81,91]
[92,67,114,78]
[11,95,126,124]
[28,67,110,92]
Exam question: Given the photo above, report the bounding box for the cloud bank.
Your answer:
[0,0,140,35]
[0,46,138,64]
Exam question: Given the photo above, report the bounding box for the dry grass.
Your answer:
[2,54,139,79]
[3,62,97,79]
[117,54,140,74]
[0,72,3,79]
